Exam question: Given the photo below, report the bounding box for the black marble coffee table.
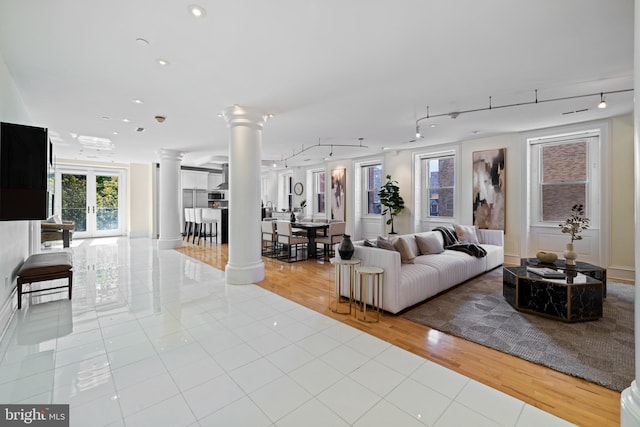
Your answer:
[503,266,603,322]
[519,258,607,297]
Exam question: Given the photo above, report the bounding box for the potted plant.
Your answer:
[378,174,405,234]
[559,204,590,266]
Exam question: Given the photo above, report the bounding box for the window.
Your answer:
[313,171,325,214]
[539,139,588,221]
[364,164,382,214]
[287,175,293,211]
[423,155,454,217]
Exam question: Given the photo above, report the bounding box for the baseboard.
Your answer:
[128,232,153,239]
[607,265,635,284]
[0,285,17,349]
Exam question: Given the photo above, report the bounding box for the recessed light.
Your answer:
[132,99,143,104]
[136,38,149,46]
[122,118,130,123]
[157,59,170,66]
[188,5,206,17]
[112,132,118,135]
[429,124,436,128]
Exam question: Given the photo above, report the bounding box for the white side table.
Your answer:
[329,258,360,314]
[355,266,384,322]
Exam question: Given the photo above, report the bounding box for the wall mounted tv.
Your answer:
[0,122,49,220]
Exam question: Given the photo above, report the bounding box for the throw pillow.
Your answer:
[376,236,396,252]
[415,234,444,255]
[364,239,377,247]
[391,236,417,264]
[454,224,479,245]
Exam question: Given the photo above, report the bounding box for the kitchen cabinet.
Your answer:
[182,171,208,190]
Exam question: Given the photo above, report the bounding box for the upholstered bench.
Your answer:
[16,252,73,309]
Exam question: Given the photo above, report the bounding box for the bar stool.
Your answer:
[192,208,203,244]
[355,266,384,322]
[200,208,218,244]
[183,208,195,241]
[329,258,360,314]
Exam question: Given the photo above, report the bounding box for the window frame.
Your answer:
[529,132,600,228]
[421,153,456,219]
[362,163,382,216]
[312,169,326,215]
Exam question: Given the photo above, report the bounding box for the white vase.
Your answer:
[563,243,577,266]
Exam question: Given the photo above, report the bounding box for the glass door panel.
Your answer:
[57,169,123,238]
[95,174,119,233]
[61,173,87,233]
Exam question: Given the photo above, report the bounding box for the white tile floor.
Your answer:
[0,238,576,426]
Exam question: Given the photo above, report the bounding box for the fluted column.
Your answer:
[157,149,184,250]
[221,105,267,284]
[621,1,640,425]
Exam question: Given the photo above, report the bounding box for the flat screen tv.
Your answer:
[0,122,48,220]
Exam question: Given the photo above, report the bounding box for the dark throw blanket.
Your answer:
[434,225,486,258]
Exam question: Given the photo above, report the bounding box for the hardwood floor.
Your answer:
[176,242,621,427]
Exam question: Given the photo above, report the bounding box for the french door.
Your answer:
[55,168,124,238]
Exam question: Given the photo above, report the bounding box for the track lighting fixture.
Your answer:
[414,88,631,134]
[598,93,607,109]
[281,137,368,164]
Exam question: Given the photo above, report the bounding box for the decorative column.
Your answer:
[222,105,267,285]
[621,1,640,424]
[157,149,184,250]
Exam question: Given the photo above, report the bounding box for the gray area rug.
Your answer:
[402,267,634,392]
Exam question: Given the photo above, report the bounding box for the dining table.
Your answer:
[290,221,329,258]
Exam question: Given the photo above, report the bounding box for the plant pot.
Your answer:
[563,243,577,266]
[338,234,354,260]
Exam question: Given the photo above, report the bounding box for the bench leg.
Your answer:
[63,230,70,248]
[68,271,73,300]
[17,280,23,309]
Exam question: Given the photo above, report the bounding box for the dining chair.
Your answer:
[276,221,309,262]
[261,220,277,257]
[315,221,346,259]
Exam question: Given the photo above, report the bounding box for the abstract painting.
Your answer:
[472,148,505,230]
[331,168,346,221]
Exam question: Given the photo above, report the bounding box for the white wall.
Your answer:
[0,53,34,333]
[264,116,635,281]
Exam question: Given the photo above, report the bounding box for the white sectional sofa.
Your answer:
[342,227,504,314]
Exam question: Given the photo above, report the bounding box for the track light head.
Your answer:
[415,125,421,139]
[598,92,607,109]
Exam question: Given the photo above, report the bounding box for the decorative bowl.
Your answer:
[536,251,558,265]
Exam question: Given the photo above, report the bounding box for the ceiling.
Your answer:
[0,0,634,170]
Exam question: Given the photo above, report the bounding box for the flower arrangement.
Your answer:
[299,200,307,209]
[559,204,590,243]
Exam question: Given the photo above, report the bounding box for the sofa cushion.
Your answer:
[454,224,479,244]
[415,233,444,255]
[392,235,418,264]
[376,236,396,252]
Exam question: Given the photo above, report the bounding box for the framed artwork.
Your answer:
[331,168,346,221]
[472,148,505,230]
